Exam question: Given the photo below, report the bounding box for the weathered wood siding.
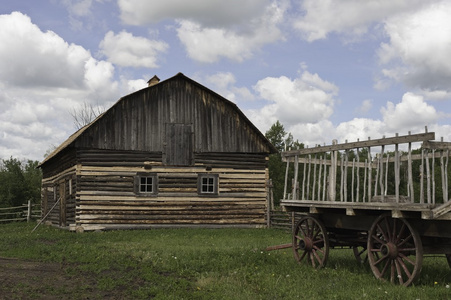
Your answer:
[74,75,271,154]
[39,73,275,230]
[74,150,268,230]
[41,167,77,226]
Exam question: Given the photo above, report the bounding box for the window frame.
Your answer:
[198,174,219,196]
[135,173,158,196]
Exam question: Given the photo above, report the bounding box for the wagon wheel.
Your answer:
[353,246,368,265]
[367,214,423,286]
[292,216,329,268]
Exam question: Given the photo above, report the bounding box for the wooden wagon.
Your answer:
[279,130,451,286]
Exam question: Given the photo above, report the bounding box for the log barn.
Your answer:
[38,72,277,231]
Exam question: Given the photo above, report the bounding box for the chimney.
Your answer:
[147,75,160,87]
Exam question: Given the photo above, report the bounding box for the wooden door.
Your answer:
[164,123,193,166]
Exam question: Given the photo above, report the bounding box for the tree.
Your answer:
[0,158,42,207]
[265,121,304,207]
[70,102,105,130]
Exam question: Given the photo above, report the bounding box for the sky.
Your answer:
[1,0,451,161]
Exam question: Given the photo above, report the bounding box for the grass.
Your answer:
[1,222,451,299]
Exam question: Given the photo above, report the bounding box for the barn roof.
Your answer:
[39,72,277,168]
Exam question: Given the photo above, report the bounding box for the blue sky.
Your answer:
[1,0,451,161]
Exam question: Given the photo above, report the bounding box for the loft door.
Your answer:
[164,123,193,166]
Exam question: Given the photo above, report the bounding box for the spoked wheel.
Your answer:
[367,214,423,286]
[353,246,368,265]
[292,215,329,268]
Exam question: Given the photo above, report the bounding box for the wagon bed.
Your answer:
[278,130,451,286]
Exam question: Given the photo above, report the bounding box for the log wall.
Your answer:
[73,150,268,230]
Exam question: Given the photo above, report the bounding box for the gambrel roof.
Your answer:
[39,72,277,168]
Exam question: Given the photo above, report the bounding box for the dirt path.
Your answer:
[0,257,115,299]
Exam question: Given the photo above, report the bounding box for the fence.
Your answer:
[268,210,304,231]
[0,201,40,223]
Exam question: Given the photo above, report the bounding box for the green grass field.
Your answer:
[1,222,450,299]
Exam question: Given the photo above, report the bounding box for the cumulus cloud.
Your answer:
[0,12,120,160]
[355,99,373,115]
[377,1,451,95]
[118,0,269,27]
[381,92,438,132]
[0,12,91,89]
[176,1,285,63]
[99,31,168,68]
[293,0,430,42]
[251,71,338,128]
[194,72,254,102]
[118,0,286,63]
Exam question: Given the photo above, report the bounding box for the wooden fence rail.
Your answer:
[0,201,40,223]
[268,210,304,231]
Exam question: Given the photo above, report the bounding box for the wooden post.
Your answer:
[367,143,372,202]
[306,155,311,199]
[408,134,414,202]
[322,163,327,201]
[395,139,400,203]
[384,154,389,196]
[283,160,290,200]
[312,155,317,201]
[420,150,424,204]
[329,140,338,201]
[379,144,385,201]
[441,150,446,203]
[425,150,431,204]
[27,200,32,222]
[363,159,368,202]
[302,157,306,200]
[356,147,360,202]
[317,156,322,201]
[292,155,299,200]
[446,150,449,202]
[351,158,355,202]
[374,154,379,198]
[344,149,348,202]
[432,149,435,205]
[340,153,344,202]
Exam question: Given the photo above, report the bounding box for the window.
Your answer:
[135,173,158,195]
[198,174,218,195]
[140,176,154,193]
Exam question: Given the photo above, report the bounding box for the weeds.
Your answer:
[1,222,451,299]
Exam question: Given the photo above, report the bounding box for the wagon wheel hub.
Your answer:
[381,242,398,259]
[298,237,313,251]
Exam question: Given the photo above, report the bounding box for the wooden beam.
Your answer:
[282,132,435,157]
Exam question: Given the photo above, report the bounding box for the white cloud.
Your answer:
[118,0,269,27]
[99,31,168,68]
[288,120,336,147]
[122,78,147,94]
[335,118,385,143]
[355,99,373,115]
[0,12,91,89]
[0,12,120,161]
[176,1,285,63]
[119,0,286,63]
[252,71,338,127]
[381,92,438,132]
[293,0,430,42]
[194,72,254,102]
[377,1,451,94]
[63,0,93,17]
